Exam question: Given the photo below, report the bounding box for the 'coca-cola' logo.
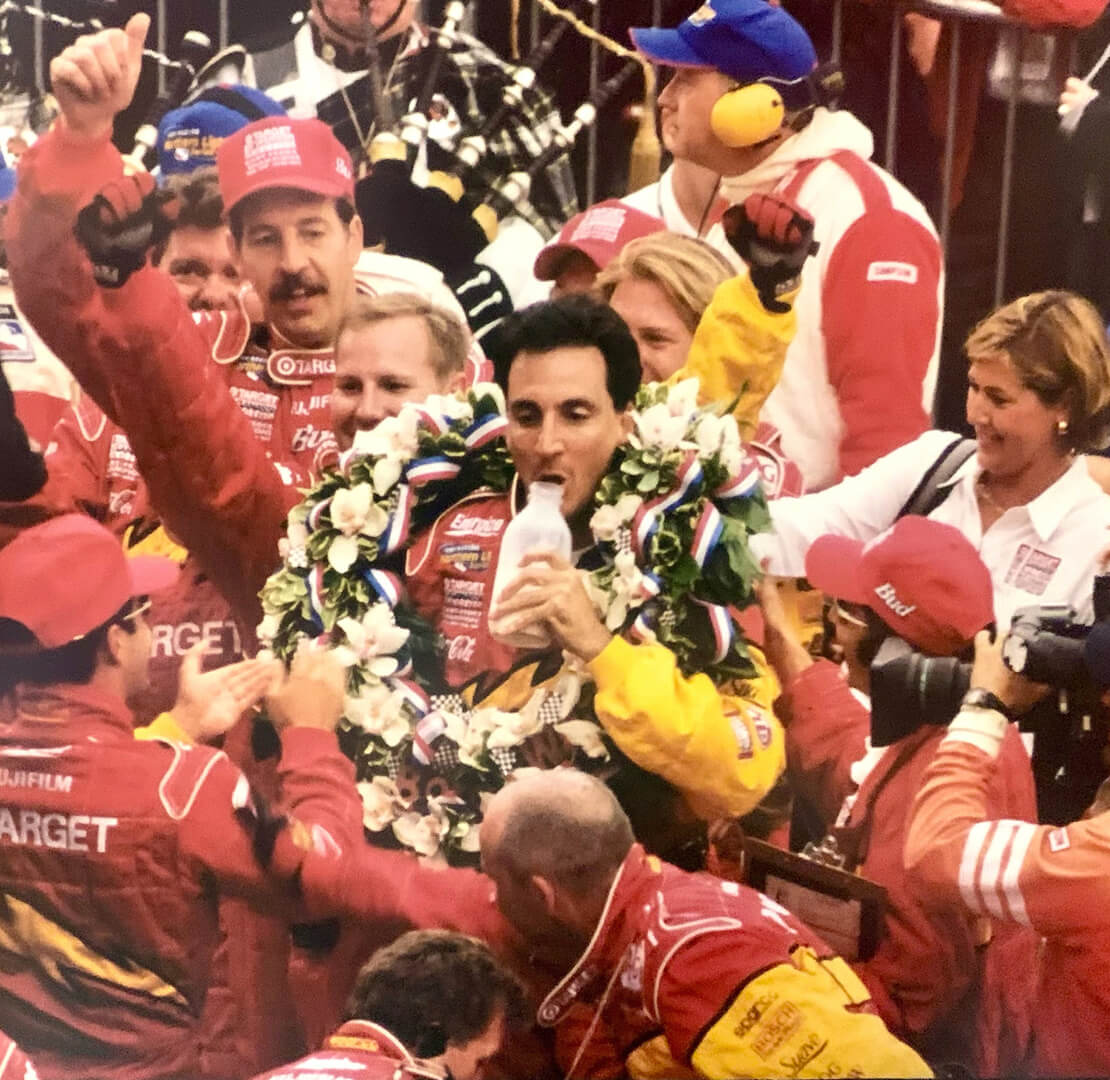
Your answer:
[448,635,477,663]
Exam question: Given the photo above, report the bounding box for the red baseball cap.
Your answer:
[805,516,994,656]
[534,199,665,281]
[217,115,355,214]
[0,516,179,649]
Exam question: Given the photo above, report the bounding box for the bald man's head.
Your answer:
[483,770,633,900]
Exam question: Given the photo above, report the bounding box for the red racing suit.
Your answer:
[0,1032,35,1080]
[0,681,361,1080]
[778,660,1038,1072]
[301,842,929,1078]
[249,1020,447,1080]
[906,722,1110,1077]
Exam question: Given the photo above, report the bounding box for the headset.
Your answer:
[710,62,845,148]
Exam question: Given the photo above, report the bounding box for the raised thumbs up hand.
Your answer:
[50,12,150,141]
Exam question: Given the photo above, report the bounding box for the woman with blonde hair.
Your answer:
[594,232,734,384]
[752,289,1110,625]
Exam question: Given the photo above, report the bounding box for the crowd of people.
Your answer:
[2,0,1110,1077]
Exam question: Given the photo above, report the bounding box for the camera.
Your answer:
[869,573,1110,822]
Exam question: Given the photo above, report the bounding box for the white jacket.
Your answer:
[627,110,944,491]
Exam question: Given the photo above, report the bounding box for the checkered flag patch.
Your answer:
[384,747,406,780]
[431,693,466,714]
[433,742,460,771]
[538,691,564,726]
[615,526,633,556]
[489,746,517,775]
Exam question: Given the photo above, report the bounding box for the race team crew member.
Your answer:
[761,518,1038,1073]
[630,0,943,490]
[250,930,523,1080]
[905,630,1110,1078]
[0,515,362,1080]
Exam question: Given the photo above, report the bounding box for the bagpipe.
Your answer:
[350,0,659,254]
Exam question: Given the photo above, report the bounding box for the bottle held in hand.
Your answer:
[490,481,572,648]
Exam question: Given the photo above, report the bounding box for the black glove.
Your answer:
[722,193,818,314]
[355,159,488,276]
[74,172,180,289]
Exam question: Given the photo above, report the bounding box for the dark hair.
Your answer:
[492,294,642,410]
[336,292,468,381]
[0,598,141,696]
[344,931,525,1056]
[152,168,226,264]
[227,191,356,245]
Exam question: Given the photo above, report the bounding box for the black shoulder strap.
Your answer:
[896,436,977,520]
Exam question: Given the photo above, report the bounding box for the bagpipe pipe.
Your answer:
[350,0,659,334]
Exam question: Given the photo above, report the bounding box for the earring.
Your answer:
[1057,418,1069,436]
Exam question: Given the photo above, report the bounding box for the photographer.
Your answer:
[761,516,1037,1073]
[905,627,1110,1077]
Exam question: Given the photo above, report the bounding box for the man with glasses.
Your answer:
[0,514,362,1080]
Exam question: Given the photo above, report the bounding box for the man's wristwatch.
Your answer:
[961,687,1012,720]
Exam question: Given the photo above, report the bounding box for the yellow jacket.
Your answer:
[678,273,796,438]
[589,636,784,821]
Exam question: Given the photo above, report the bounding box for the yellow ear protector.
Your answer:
[710,62,845,149]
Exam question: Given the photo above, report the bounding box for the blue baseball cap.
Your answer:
[631,0,816,85]
[158,84,286,176]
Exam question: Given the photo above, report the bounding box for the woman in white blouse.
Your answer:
[752,290,1110,626]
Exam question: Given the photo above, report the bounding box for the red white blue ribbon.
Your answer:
[631,452,704,557]
[382,483,414,555]
[465,412,508,450]
[411,405,450,436]
[628,607,657,643]
[405,455,462,487]
[306,564,327,631]
[391,677,430,718]
[692,598,734,664]
[639,571,662,601]
[412,710,448,765]
[363,568,402,608]
[715,456,762,501]
[691,503,724,569]
[307,497,331,532]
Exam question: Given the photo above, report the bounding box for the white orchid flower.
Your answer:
[455,820,481,852]
[327,535,358,574]
[331,483,388,540]
[554,720,609,759]
[344,683,411,746]
[666,377,701,417]
[693,412,726,456]
[442,709,495,768]
[333,605,410,676]
[590,492,643,541]
[393,800,451,860]
[256,611,283,645]
[357,776,403,832]
[372,455,402,496]
[485,698,545,750]
[635,402,689,450]
[353,411,421,460]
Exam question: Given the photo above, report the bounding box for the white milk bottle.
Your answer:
[489,480,572,649]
